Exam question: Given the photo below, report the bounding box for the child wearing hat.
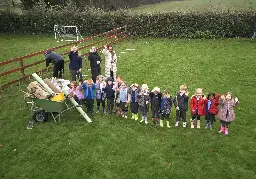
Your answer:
[129,83,140,120]
[103,77,116,114]
[149,87,162,125]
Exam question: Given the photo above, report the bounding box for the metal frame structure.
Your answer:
[54,25,83,42]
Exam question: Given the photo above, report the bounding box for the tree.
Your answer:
[20,0,40,10]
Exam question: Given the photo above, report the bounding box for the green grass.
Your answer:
[1,36,256,178]
[130,0,256,13]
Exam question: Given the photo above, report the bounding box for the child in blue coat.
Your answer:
[82,79,96,116]
[160,89,172,128]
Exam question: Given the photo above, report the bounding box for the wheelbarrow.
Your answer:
[24,93,77,123]
[23,73,92,123]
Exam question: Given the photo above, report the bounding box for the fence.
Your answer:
[0,26,129,90]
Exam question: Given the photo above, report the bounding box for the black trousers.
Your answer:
[73,95,85,106]
[192,115,201,120]
[107,98,114,114]
[53,60,64,78]
[220,121,231,127]
[130,102,139,114]
[176,110,187,122]
[120,102,128,113]
[97,99,105,108]
[161,113,170,121]
[152,108,160,118]
[86,99,94,115]
[91,67,100,83]
[205,112,215,125]
[110,70,114,81]
[70,69,82,81]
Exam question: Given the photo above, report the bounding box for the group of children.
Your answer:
[69,75,239,135]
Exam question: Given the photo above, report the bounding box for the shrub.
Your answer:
[0,8,255,38]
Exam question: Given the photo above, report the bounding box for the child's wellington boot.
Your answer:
[131,113,135,119]
[145,117,148,124]
[96,106,100,113]
[205,120,209,129]
[218,126,225,133]
[160,120,164,127]
[197,120,200,129]
[140,116,144,123]
[224,127,229,135]
[190,120,194,128]
[135,114,138,121]
[166,121,170,128]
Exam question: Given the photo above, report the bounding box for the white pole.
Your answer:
[32,73,92,123]
[54,25,57,40]
[76,26,78,41]
[62,87,92,123]
[32,73,55,96]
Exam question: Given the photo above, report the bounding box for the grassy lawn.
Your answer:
[130,0,256,13]
[1,36,256,178]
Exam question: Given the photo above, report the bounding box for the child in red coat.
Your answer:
[189,88,207,128]
[205,93,221,130]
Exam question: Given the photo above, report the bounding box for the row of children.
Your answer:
[69,75,239,135]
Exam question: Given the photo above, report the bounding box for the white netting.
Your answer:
[54,25,82,42]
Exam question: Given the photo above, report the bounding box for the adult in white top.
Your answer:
[101,44,117,81]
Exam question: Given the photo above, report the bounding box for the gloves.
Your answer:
[176,106,180,110]
[97,61,100,64]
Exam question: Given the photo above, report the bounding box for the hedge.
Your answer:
[0,8,256,38]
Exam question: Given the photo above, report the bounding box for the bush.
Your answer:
[0,7,255,38]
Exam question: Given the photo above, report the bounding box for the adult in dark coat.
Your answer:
[68,46,82,81]
[45,51,64,78]
[88,46,101,82]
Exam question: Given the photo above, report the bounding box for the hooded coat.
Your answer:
[102,47,117,81]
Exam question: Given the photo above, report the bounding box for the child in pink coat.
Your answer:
[69,81,85,105]
[217,92,239,135]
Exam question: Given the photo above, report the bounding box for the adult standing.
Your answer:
[45,51,64,78]
[88,46,101,82]
[102,45,117,81]
[68,46,82,81]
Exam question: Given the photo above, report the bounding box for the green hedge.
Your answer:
[0,9,256,38]
[127,11,256,38]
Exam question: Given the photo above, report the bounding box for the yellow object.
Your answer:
[51,92,65,102]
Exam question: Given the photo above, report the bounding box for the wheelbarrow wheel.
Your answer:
[33,109,48,122]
